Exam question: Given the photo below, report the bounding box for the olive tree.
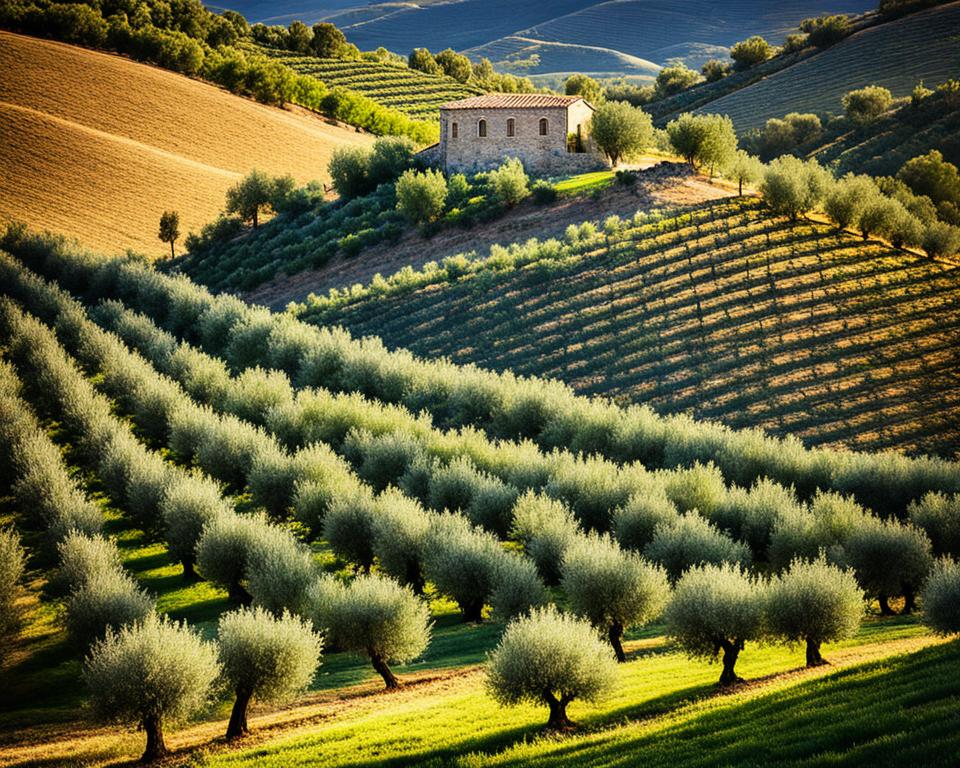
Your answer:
[225,169,294,228]
[490,551,547,622]
[395,169,448,224]
[666,113,737,176]
[371,487,431,593]
[644,512,752,582]
[765,556,864,666]
[217,607,322,739]
[510,491,581,585]
[590,101,654,167]
[317,574,431,688]
[612,491,677,553]
[323,488,379,572]
[843,519,933,615]
[730,36,773,69]
[422,513,502,622]
[67,568,155,650]
[486,606,617,729]
[196,511,262,603]
[487,158,530,207]
[922,557,960,635]
[664,563,766,686]
[922,221,960,258]
[56,531,120,594]
[158,211,180,259]
[83,615,220,762]
[824,173,880,230]
[0,527,25,652]
[908,492,960,558]
[160,476,231,580]
[761,155,832,221]
[247,525,317,617]
[561,533,669,662]
[842,85,893,124]
[724,150,764,196]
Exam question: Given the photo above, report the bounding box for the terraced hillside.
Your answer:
[252,45,482,120]
[463,36,660,79]
[294,197,960,457]
[0,31,373,257]
[694,2,960,131]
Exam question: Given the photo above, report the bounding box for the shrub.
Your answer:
[800,14,851,47]
[664,563,766,685]
[323,489,379,572]
[429,457,518,536]
[842,86,894,124]
[709,477,804,563]
[490,552,547,621]
[0,527,25,651]
[319,573,431,688]
[897,150,960,207]
[368,136,416,186]
[487,158,530,207]
[67,568,155,650]
[765,556,864,666]
[922,558,960,635]
[654,64,701,98]
[701,59,730,82]
[422,513,502,622]
[371,488,431,593]
[612,492,677,553]
[395,169,448,224]
[486,605,617,729]
[662,461,726,515]
[160,477,231,579]
[590,101,654,166]
[761,155,832,220]
[83,615,220,762]
[347,429,425,492]
[908,492,960,558]
[561,533,669,662]
[217,607,322,738]
[56,532,120,595]
[511,491,581,585]
[644,512,751,582]
[730,36,773,69]
[329,146,372,199]
[824,174,880,230]
[531,180,557,205]
[844,519,933,614]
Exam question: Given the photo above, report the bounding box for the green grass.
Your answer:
[553,170,615,195]
[199,619,946,768]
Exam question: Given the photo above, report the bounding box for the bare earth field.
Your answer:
[0,31,373,258]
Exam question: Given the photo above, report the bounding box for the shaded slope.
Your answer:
[295,197,960,456]
[0,31,373,257]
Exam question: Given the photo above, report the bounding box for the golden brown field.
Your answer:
[0,31,373,257]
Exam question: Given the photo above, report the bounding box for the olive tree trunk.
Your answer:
[805,638,826,667]
[608,621,626,663]
[902,584,916,615]
[141,713,167,762]
[718,638,745,686]
[226,685,253,740]
[878,593,895,616]
[544,690,574,730]
[370,651,401,689]
[460,598,485,624]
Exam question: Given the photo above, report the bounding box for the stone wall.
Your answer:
[439,105,606,176]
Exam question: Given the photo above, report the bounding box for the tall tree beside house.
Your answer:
[590,101,654,167]
[158,211,180,259]
[565,74,603,105]
[225,170,294,228]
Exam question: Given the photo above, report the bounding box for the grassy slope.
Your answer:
[292,196,960,457]
[0,31,373,258]
[693,2,960,131]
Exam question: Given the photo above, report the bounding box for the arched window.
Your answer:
[506,117,515,137]
[451,121,458,139]
[478,119,487,138]
[539,117,548,136]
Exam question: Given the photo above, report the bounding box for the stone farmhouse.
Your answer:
[428,93,607,176]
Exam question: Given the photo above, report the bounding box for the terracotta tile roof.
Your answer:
[440,93,588,110]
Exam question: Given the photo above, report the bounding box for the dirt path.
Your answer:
[244,164,734,310]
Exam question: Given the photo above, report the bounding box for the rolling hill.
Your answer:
[691,2,960,131]
[288,195,960,458]
[0,31,373,258]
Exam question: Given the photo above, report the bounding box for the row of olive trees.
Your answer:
[488,553,960,729]
[6,226,959,526]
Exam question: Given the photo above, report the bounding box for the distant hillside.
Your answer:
[0,31,372,258]
[289,196,960,457]
[252,43,483,120]
[692,2,960,131]
[217,0,874,72]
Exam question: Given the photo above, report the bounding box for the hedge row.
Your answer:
[6,226,956,520]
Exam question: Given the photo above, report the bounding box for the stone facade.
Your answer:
[435,94,607,176]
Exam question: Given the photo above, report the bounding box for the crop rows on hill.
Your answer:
[5,225,959,523]
[295,197,960,458]
[253,46,481,120]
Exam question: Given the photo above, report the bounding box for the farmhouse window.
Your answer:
[506,118,515,137]
[451,122,458,139]
[478,119,487,138]
[539,117,548,136]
